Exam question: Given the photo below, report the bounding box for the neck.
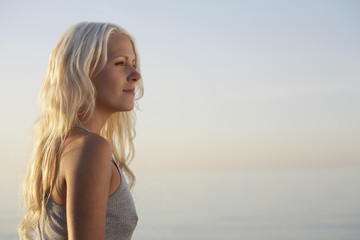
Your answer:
[81,108,112,134]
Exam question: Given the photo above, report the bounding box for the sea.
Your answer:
[1,166,360,240]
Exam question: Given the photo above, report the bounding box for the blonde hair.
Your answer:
[18,22,143,240]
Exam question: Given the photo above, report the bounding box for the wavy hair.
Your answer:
[18,22,144,240]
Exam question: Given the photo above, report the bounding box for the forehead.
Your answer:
[107,33,136,60]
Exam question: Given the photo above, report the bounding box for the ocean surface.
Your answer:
[1,166,360,240]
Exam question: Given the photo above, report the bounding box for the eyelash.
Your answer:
[115,61,125,66]
[114,61,136,68]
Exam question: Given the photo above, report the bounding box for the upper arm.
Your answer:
[64,135,112,240]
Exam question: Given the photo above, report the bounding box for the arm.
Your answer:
[64,135,113,240]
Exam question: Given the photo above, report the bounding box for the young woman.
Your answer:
[18,22,144,240]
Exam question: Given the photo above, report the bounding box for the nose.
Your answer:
[129,68,141,82]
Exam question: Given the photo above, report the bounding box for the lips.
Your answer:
[123,88,135,95]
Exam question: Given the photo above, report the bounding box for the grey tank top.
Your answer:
[37,125,138,240]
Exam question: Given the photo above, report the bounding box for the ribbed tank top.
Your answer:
[37,125,138,239]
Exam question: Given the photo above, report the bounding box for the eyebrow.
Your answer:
[111,55,136,63]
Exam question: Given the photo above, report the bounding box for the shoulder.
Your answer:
[77,132,112,160]
[61,131,113,183]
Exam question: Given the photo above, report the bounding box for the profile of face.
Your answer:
[92,33,141,114]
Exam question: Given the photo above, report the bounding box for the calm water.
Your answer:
[2,167,360,240]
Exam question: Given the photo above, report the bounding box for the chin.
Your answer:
[119,104,134,112]
[122,108,134,112]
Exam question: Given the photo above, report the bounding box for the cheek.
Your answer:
[94,72,117,94]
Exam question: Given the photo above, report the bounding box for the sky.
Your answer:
[0,0,359,175]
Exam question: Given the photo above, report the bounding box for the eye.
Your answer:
[115,61,125,66]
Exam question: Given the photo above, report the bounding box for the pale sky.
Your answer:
[0,0,359,174]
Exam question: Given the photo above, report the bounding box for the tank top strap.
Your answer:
[74,124,92,133]
[111,156,121,173]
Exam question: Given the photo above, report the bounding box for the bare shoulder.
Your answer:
[60,131,113,184]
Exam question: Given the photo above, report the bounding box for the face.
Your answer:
[92,33,141,114]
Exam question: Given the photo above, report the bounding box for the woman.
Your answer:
[18,22,144,240]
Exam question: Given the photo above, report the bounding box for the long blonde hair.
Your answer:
[18,22,144,240]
